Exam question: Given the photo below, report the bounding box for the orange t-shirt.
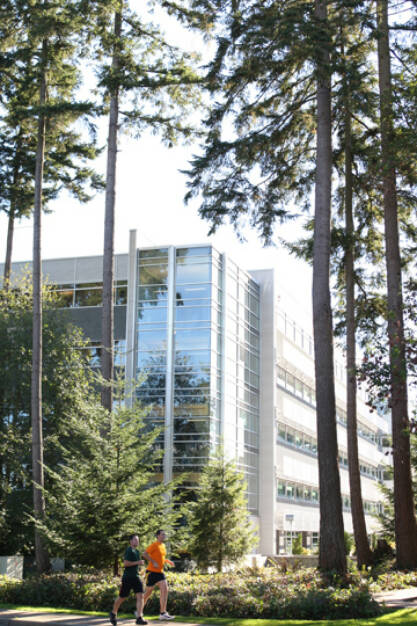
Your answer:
[145,541,166,573]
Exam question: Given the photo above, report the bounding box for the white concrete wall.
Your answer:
[250,269,276,554]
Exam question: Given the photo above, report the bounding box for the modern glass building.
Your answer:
[132,243,260,512]
[2,233,390,554]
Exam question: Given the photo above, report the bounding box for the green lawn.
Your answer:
[1,605,417,626]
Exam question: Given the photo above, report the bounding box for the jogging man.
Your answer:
[109,534,147,626]
[142,529,175,621]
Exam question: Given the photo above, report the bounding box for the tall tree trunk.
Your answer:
[4,206,15,289]
[312,0,346,574]
[101,9,122,412]
[31,40,49,574]
[343,81,372,568]
[4,139,22,288]
[376,0,417,569]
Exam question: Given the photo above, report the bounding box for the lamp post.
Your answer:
[285,514,294,555]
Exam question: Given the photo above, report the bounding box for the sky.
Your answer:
[0,129,313,321]
[0,3,314,326]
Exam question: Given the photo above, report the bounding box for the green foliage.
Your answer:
[0,276,95,555]
[0,0,103,226]
[185,449,255,572]
[38,382,182,572]
[344,532,354,557]
[0,567,390,619]
[93,1,202,146]
[183,0,320,243]
[292,534,306,556]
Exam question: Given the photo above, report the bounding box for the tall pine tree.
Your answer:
[180,0,346,572]
[6,0,102,572]
[93,0,200,413]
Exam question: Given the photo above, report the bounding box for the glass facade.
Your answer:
[135,245,260,512]
[173,247,218,475]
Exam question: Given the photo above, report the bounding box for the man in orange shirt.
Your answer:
[142,529,175,620]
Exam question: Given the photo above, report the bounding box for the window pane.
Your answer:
[175,306,211,322]
[174,418,210,435]
[139,285,168,302]
[173,442,210,458]
[175,329,210,350]
[74,288,102,306]
[56,290,74,307]
[139,248,168,261]
[176,263,211,284]
[138,351,166,370]
[139,264,168,286]
[175,350,210,371]
[138,329,167,351]
[138,304,167,323]
[176,284,210,302]
[176,247,211,258]
[174,372,210,389]
[115,286,127,305]
[174,397,210,416]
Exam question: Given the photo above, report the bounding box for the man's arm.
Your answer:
[143,550,159,569]
[123,558,144,566]
[165,559,175,567]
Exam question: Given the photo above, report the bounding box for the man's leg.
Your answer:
[112,597,125,614]
[142,584,154,610]
[134,592,147,624]
[109,595,125,625]
[156,580,168,614]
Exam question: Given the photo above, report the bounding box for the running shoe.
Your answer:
[159,613,175,621]
[109,612,117,626]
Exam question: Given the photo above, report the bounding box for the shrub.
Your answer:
[4,566,416,620]
[292,534,307,555]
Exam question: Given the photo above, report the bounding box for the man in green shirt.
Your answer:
[109,534,147,626]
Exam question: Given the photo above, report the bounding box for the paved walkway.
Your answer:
[0,612,202,626]
[373,587,417,608]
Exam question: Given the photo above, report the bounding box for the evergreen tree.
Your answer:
[186,449,255,572]
[312,0,346,574]
[4,0,102,571]
[180,0,346,572]
[375,0,417,569]
[39,389,181,574]
[95,1,201,412]
[332,3,377,568]
[0,276,95,556]
[0,59,103,287]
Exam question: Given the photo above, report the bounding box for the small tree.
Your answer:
[186,449,255,572]
[39,384,182,575]
[292,534,306,555]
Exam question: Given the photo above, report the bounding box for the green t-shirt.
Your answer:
[122,546,140,580]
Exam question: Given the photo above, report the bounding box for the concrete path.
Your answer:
[0,612,202,626]
[373,587,417,608]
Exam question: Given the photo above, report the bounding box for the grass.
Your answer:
[1,605,417,626]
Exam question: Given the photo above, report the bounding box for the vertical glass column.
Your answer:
[172,247,213,483]
[136,248,169,467]
[163,247,176,483]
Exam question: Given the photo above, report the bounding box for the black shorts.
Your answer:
[119,577,144,597]
[145,571,166,587]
